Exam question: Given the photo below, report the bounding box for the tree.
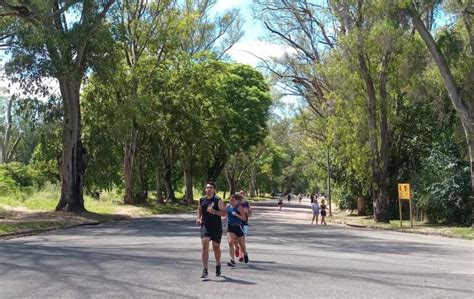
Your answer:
[404,0,474,224]
[0,96,21,164]
[0,0,115,212]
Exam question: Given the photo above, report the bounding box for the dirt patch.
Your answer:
[0,206,130,239]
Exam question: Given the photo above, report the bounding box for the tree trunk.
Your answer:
[207,146,227,182]
[410,9,474,226]
[183,151,193,204]
[163,163,176,202]
[226,171,236,196]
[55,77,86,213]
[0,97,13,164]
[135,151,147,203]
[249,164,256,197]
[225,158,238,196]
[358,51,391,223]
[357,196,366,216]
[155,165,164,204]
[124,125,138,204]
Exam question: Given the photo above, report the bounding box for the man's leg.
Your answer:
[212,240,221,263]
[201,238,210,269]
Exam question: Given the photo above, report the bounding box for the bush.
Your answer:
[28,160,59,188]
[0,162,32,187]
[414,142,471,226]
[334,184,357,212]
[0,169,17,195]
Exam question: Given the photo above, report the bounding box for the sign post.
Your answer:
[398,183,412,228]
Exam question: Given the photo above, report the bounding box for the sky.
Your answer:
[212,0,293,67]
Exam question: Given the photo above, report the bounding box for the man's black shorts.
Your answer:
[227,224,244,238]
[200,225,222,243]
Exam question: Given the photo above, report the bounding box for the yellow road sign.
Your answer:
[398,183,411,200]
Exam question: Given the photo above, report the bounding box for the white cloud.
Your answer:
[228,41,295,67]
[212,0,249,12]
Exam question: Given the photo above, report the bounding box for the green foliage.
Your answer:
[0,161,58,195]
[0,169,16,195]
[333,184,358,212]
[414,142,471,225]
[0,162,31,187]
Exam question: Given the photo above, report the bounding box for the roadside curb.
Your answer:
[0,221,101,240]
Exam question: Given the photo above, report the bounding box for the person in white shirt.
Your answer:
[311,199,320,225]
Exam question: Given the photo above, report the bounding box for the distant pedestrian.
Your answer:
[298,193,302,203]
[278,197,283,210]
[287,193,291,203]
[320,199,327,225]
[196,181,226,279]
[311,199,320,225]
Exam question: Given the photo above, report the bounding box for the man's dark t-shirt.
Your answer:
[200,195,222,230]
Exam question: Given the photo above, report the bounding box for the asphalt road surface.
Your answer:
[1,199,473,298]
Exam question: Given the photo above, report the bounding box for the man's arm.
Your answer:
[215,199,226,217]
[196,199,202,225]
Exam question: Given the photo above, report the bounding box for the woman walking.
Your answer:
[311,199,320,225]
[320,199,327,225]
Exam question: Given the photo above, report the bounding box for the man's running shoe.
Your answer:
[200,269,208,279]
[227,260,236,267]
[239,257,244,263]
[244,254,249,263]
[216,264,221,276]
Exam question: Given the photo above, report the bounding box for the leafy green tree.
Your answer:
[403,0,474,223]
[0,0,116,212]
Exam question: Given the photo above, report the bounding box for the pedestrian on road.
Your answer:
[196,181,226,279]
[278,197,283,210]
[320,199,327,225]
[311,199,320,225]
[298,193,302,203]
[287,193,291,203]
[226,193,249,267]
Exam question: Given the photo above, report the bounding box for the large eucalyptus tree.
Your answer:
[0,0,115,212]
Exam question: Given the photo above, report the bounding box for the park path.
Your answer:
[1,199,473,298]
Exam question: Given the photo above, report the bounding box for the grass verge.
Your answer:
[0,185,196,238]
[328,207,474,240]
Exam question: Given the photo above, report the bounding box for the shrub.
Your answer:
[28,160,59,188]
[0,162,32,187]
[0,169,17,195]
[334,184,357,212]
[414,142,471,226]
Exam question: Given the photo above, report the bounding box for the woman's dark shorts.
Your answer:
[321,210,327,216]
[227,224,244,238]
[200,225,223,243]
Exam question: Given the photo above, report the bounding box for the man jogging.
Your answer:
[196,181,226,279]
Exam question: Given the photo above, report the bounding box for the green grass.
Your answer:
[448,227,474,239]
[328,208,474,240]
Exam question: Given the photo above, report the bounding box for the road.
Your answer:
[1,199,473,298]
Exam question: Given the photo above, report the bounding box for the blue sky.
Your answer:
[211,0,294,67]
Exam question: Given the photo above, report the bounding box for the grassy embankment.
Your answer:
[327,206,474,240]
[0,184,197,235]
